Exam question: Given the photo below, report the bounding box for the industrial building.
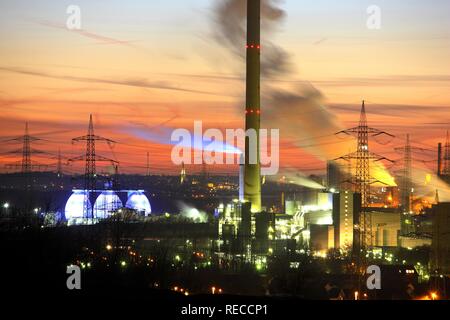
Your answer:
[332,191,360,251]
[64,189,151,225]
[216,191,360,254]
[367,209,401,247]
[431,202,450,275]
[215,186,417,262]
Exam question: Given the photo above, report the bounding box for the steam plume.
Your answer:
[213,0,348,160]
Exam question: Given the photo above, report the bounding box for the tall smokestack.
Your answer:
[239,154,244,201]
[244,0,262,212]
[438,142,442,176]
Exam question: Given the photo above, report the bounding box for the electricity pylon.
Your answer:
[69,115,118,220]
[335,101,394,264]
[4,122,48,173]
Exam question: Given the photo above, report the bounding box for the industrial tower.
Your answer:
[180,161,186,185]
[394,134,433,214]
[70,115,118,220]
[443,131,450,176]
[5,122,48,173]
[22,122,31,173]
[401,134,412,213]
[146,151,150,176]
[244,0,262,213]
[57,148,63,176]
[336,101,393,250]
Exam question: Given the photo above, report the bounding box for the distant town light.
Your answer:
[3,202,9,209]
[106,244,112,251]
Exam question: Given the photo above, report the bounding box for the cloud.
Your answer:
[0,66,225,96]
[330,103,450,119]
[32,19,138,47]
[312,75,450,87]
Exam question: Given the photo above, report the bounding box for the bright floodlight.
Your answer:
[126,191,151,216]
[65,190,91,219]
[94,190,123,219]
[3,202,9,209]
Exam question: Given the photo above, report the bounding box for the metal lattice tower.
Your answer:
[355,102,372,252]
[336,101,394,251]
[4,122,48,173]
[146,151,150,176]
[355,101,370,207]
[393,134,431,214]
[70,115,118,220]
[22,122,32,173]
[443,131,450,176]
[401,134,412,213]
[57,148,63,176]
[85,115,96,192]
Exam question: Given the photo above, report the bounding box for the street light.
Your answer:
[3,202,9,209]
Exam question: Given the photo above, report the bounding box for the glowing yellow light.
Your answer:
[106,244,112,251]
[430,292,438,300]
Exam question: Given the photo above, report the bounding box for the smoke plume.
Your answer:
[269,168,325,189]
[178,202,209,223]
[214,0,290,77]
[212,0,398,188]
[213,0,348,160]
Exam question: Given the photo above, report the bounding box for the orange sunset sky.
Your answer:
[0,0,449,178]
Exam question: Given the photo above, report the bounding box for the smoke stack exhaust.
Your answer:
[244,0,262,212]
